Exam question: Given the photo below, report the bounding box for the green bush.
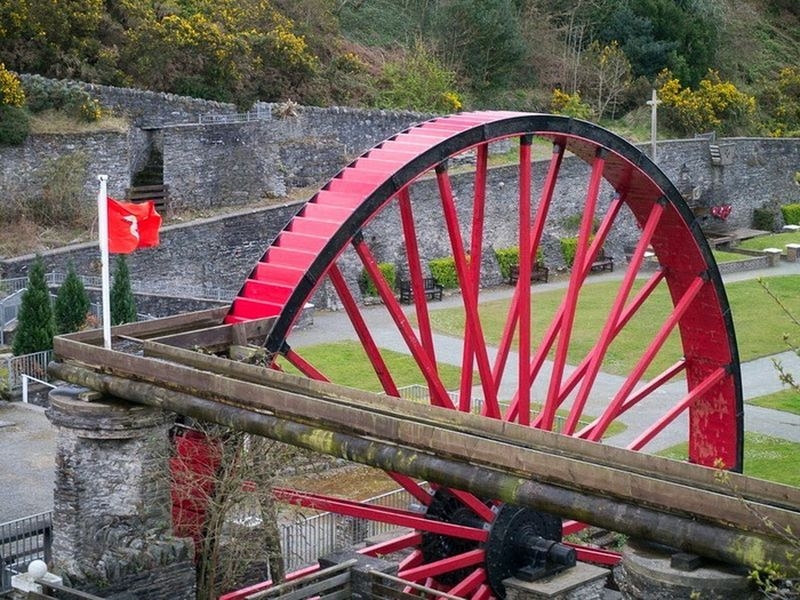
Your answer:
[752,207,777,231]
[495,246,545,280]
[781,203,800,226]
[560,237,579,267]
[0,105,30,146]
[494,247,520,281]
[428,257,459,289]
[358,262,396,297]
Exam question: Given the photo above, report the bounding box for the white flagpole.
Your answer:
[97,174,112,350]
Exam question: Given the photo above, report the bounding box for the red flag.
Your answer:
[107,198,162,254]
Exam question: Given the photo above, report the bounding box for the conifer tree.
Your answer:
[54,263,91,334]
[111,255,137,325]
[12,257,55,355]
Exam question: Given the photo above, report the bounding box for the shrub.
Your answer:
[494,247,520,281]
[781,203,800,226]
[752,207,777,232]
[21,77,102,122]
[29,153,89,227]
[560,237,579,267]
[54,264,91,334]
[12,257,55,355]
[428,257,459,289]
[0,105,30,146]
[358,263,396,297]
[111,255,137,325]
[376,42,463,113]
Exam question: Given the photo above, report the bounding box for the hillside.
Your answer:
[0,0,798,136]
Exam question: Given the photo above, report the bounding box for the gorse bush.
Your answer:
[551,89,593,120]
[0,64,25,107]
[658,69,756,135]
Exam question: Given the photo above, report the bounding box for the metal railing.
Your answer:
[0,512,52,593]
[198,105,273,125]
[278,486,419,573]
[2,350,53,392]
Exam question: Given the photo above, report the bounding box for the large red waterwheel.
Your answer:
[223,112,743,598]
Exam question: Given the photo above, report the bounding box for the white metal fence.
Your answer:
[2,350,53,393]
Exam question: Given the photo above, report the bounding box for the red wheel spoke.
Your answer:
[627,366,728,451]
[492,142,564,399]
[399,187,438,370]
[538,270,668,427]
[542,149,607,428]
[436,164,500,418]
[587,274,709,441]
[506,194,625,423]
[400,548,485,582]
[352,235,455,410]
[575,359,687,439]
[449,568,487,597]
[459,144,490,412]
[472,584,493,600]
[282,348,329,381]
[329,264,399,396]
[274,488,487,541]
[399,549,424,572]
[563,200,666,434]
[387,472,433,506]
[447,488,495,523]
[361,532,422,557]
[517,135,533,425]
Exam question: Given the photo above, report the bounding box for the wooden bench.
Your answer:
[508,262,549,284]
[398,277,444,304]
[590,248,614,272]
[126,184,170,215]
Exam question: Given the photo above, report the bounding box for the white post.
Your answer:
[22,374,28,403]
[97,175,112,350]
[646,89,661,162]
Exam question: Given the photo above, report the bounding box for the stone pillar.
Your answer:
[785,243,800,263]
[46,386,195,600]
[762,247,782,267]
[615,539,756,600]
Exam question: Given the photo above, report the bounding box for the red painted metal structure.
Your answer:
[216,112,742,598]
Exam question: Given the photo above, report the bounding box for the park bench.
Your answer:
[590,247,614,272]
[126,184,170,215]
[398,277,444,304]
[508,261,549,284]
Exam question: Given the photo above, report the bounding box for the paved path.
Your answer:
[1,259,798,523]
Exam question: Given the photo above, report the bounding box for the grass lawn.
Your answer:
[748,387,800,415]
[712,249,751,263]
[737,232,800,253]
[427,275,800,378]
[276,340,466,393]
[657,433,800,487]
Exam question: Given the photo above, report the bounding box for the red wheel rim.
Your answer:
[224,111,743,597]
